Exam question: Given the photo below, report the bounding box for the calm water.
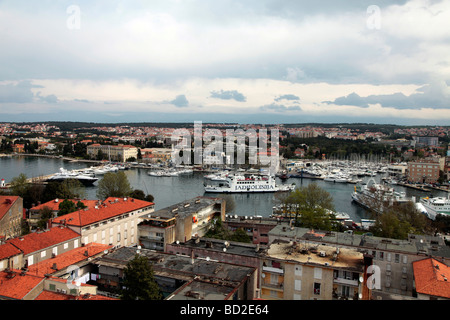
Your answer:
[1,155,445,222]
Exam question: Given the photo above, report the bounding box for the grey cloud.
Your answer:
[0,81,41,103]
[36,92,58,103]
[274,94,300,102]
[324,82,450,109]
[170,94,189,107]
[210,90,246,102]
[259,103,301,112]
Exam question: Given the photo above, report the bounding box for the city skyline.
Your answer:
[1,0,449,125]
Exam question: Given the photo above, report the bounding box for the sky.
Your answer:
[0,0,450,125]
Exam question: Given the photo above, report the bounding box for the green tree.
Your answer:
[204,217,251,243]
[96,171,133,200]
[57,199,87,216]
[286,183,336,230]
[43,179,86,202]
[37,206,53,229]
[120,254,163,300]
[10,173,29,198]
[370,201,430,240]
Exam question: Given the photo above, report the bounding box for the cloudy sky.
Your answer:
[0,0,449,124]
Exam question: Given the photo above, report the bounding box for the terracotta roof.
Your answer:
[27,243,112,277]
[0,269,44,300]
[413,258,450,299]
[8,227,80,255]
[0,242,22,260]
[0,196,19,220]
[51,197,154,227]
[35,290,118,300]
[30,199,99,212]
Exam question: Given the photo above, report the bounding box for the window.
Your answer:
[295,280,302,291]
[314,268,322,279]
[49,284,56,291]
[395,254,400,263]
[41,251,46,258]
[270,274,279,285]
[295,265,302,276]
[386,253,391,262]
[403,255,407,264]
[379,252,384,260]
[313,283,321,295]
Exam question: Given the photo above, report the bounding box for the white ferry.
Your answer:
[204,173,295,193]
[351,181,413,213]
[419,195,450,220]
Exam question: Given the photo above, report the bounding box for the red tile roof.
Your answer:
[413,258,450,299]
[27,243,112,277]
[35,290,118,300]
[51,197,154,227]
[30,199,99,212]
[0,242,22,260]
[0,269,44,300]
[8,227,80,255]
[0,196,19,220]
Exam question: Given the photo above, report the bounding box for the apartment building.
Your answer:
[0,196,23,239]
[261,239,370,300]
[268,225,450,299]
[2,226,81,270]
[407,158,440,183]
[50,197,154,248]
[224,215,279,245]
[138,196,225,251]
[412,257,450,300]
[86,144,138,162]
[94,246,258,300]
[0,243,116,300]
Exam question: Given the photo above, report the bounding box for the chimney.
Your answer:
[191,250,195,265]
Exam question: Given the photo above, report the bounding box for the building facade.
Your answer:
[50,197,154,248]
[87,144,138,162]
[138,196,225,251]
[407,159,440,183]
[260,240,369,300]
[0,196,23,239]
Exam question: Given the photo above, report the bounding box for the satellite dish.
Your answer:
[176,240,180,244]
[137,246,142,250]
[206,257,210,261]
[223,248,227,252]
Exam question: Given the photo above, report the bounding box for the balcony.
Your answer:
[262,266,284,275]
[333,277,359,287]
[139,235,164,242]
[261,279,284,291]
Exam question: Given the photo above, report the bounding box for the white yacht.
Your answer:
[204,173,295,193]
[419,195,450,220]
[46,168,98,186]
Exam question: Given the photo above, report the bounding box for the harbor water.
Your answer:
[1,155,446,222]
